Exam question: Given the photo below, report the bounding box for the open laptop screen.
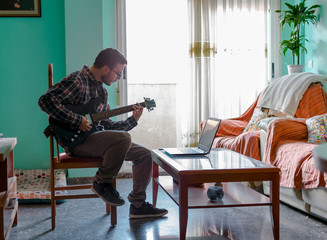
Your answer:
[162,117,220,156]
[198,118,220,152]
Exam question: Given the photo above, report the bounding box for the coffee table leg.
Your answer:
[152,161,159,207]
[270,173,280,240]
[179,180,188,240]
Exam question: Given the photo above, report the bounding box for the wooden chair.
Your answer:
[46,63,117,230]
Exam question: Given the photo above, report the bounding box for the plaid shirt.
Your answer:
[38,65,137,132]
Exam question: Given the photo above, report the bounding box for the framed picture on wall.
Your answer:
[0,0,41,17]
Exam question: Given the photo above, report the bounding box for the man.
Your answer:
[38,48,168,219]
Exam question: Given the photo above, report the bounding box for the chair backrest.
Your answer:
[294,83,327,118]
[48,63,62,162]
[48,63,54,88]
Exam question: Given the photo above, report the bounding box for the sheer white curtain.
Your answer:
[214,0,268,118]
[180,0,268,147]
[179,0,218,147]
[117,0,189,174]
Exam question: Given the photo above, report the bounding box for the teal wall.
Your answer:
[0,0,116,171]
[280,0,327,77]
[304,0,327,76]
[64,0,117,177]
[0,0,66,169]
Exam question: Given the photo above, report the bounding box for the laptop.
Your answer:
[163,117,221,156]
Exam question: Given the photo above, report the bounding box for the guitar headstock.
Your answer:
[144,97,156,112]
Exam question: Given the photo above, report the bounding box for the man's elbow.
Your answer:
[38,95,47,112]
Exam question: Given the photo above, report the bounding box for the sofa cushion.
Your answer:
[243,107,269,132]
[305,113,327,144]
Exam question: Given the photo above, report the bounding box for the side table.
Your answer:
[0,138,18,240]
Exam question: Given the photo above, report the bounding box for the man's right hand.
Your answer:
[79,116,92,132]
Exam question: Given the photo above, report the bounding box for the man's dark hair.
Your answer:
[93,48,127,69]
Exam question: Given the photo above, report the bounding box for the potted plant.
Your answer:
[276,0,320,74]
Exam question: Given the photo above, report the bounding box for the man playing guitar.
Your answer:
[38,48,167,219]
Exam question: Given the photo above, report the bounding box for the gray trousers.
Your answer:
[71,130,152,207]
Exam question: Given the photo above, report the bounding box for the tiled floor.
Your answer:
[8,178,327,240]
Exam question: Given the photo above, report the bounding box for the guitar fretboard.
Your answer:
[91,102,146,122]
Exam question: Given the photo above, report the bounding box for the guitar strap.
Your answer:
[43,125,54,138]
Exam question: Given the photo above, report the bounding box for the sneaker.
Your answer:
[91,181,125,206]
[129,202,168,219]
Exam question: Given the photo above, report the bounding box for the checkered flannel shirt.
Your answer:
[38,65,137,132]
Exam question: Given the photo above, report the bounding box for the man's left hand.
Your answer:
[132,103,143,122]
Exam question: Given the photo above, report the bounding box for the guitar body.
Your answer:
[48,97,156,150]
[49,98,101,149]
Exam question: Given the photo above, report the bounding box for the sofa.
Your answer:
[209,76,327,221]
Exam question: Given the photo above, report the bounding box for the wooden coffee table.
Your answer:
[151,148,280,240]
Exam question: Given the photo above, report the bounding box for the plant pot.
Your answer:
[287,65,305,75]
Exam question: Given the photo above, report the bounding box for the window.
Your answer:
[116,0,279,153]
[123,0,189,150]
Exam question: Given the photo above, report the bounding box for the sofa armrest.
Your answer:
[217,119,249,137]
[201,119,248,137]
[266,118,308,143]
[263,118,308,165]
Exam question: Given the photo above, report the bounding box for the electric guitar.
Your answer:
[47,97,156,149]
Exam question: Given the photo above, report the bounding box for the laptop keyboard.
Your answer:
[177,148,203,154]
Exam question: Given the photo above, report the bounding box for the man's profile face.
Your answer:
[101,63,125,86]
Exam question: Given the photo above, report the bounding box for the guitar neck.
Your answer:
[90,102,146,122]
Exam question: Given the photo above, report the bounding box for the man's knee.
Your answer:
[118,132,132,149]
[139,147,152,164]
[100,131,132,150]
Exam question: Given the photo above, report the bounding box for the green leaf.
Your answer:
[275,0,320,65]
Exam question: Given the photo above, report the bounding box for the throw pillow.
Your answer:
[305,114,327,144]
[243,107,269,132]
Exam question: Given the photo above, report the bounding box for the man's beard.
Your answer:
[101,73,111,85]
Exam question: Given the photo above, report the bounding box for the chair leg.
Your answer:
[106,203,111,214]
[13,211,18,226]
[51,198,56,230]
[50,165,56,230]
[111,206,117,226]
